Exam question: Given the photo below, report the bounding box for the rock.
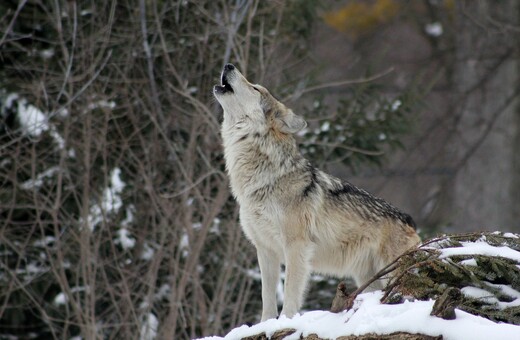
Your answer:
[241,331,442,340]
[330,281,354,312]
[336,332,443,339]
[240,328,296,340]
[430,287,462,320]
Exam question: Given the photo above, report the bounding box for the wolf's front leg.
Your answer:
[257,247,280,321]
[280,241,312,318]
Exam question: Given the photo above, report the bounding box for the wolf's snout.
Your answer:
[224,63,235,72]
[222,63,236,85]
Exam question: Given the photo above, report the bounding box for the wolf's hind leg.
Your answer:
[257,247,280,321]
[280,241,312,318]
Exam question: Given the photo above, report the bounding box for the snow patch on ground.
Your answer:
[200,291,520,340]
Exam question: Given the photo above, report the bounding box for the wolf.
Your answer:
[213,63,420,321]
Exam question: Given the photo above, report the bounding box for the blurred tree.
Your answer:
[318,0,519,235]
[449,0,520,232]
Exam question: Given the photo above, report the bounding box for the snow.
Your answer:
[33,236,56,247]
[210,218,221,234]
[86,99,116,112]
[155,284,171,300]
[461,286,498,305]
[121,205,135,227]
[200,291,520,340]
[17,263,47,276]
[489,283,520,301]
[115,228,136,250]
[180,233,189,257]
[80,9,93,16]
[99,167,125,214]
[54,292,68,305]
[140,313,158,340]
[84,167,126,231]
[50,128,66,149]
[5,93,19,108]
[40,48,55,59]
[115,206,136,249]
[7,94,68,150]
[57,107,70,117]
[485,283,520,309]
[53,286,88,306]
[140,242,155,260]
[17,98,49,137]
[320,121,330,132]
[201,235,520,340]
[390,99,402,111]
[425,22,443,37]
[439,241,520,262]
[109,168,125,194]
[20,166,61,190]
[459,258,477,266]
[461,285,520,310]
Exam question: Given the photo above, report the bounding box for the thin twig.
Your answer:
[286,67,395,101]
[333,246,432,311]
[303,141,385,156]
[139,0,162,117]
[0,0,28,47]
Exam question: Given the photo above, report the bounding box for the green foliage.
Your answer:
[300,83,417,171]
[282,0,324,40]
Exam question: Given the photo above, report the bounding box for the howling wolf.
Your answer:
[213,63,420,321]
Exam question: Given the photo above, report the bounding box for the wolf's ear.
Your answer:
[277,110,307,134]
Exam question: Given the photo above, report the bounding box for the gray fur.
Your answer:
[214,64,420,321]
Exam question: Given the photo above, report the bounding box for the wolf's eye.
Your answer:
[252,86,260,93]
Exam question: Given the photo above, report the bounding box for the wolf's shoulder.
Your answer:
[306,168,417,229]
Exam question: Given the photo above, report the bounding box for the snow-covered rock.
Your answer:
[201,232,520,339]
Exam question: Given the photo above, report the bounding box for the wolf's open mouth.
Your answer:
[214,74,233,94]
[214,63,235,95]
[220,74,233,93]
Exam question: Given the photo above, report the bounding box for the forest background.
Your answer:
[0,0,519,339]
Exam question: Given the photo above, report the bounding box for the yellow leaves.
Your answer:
[323,0,399,37]
[444,0,456,12]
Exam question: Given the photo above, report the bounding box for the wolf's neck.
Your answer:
[222,128,302,200]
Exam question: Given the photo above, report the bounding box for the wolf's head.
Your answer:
[214,64,306,135]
